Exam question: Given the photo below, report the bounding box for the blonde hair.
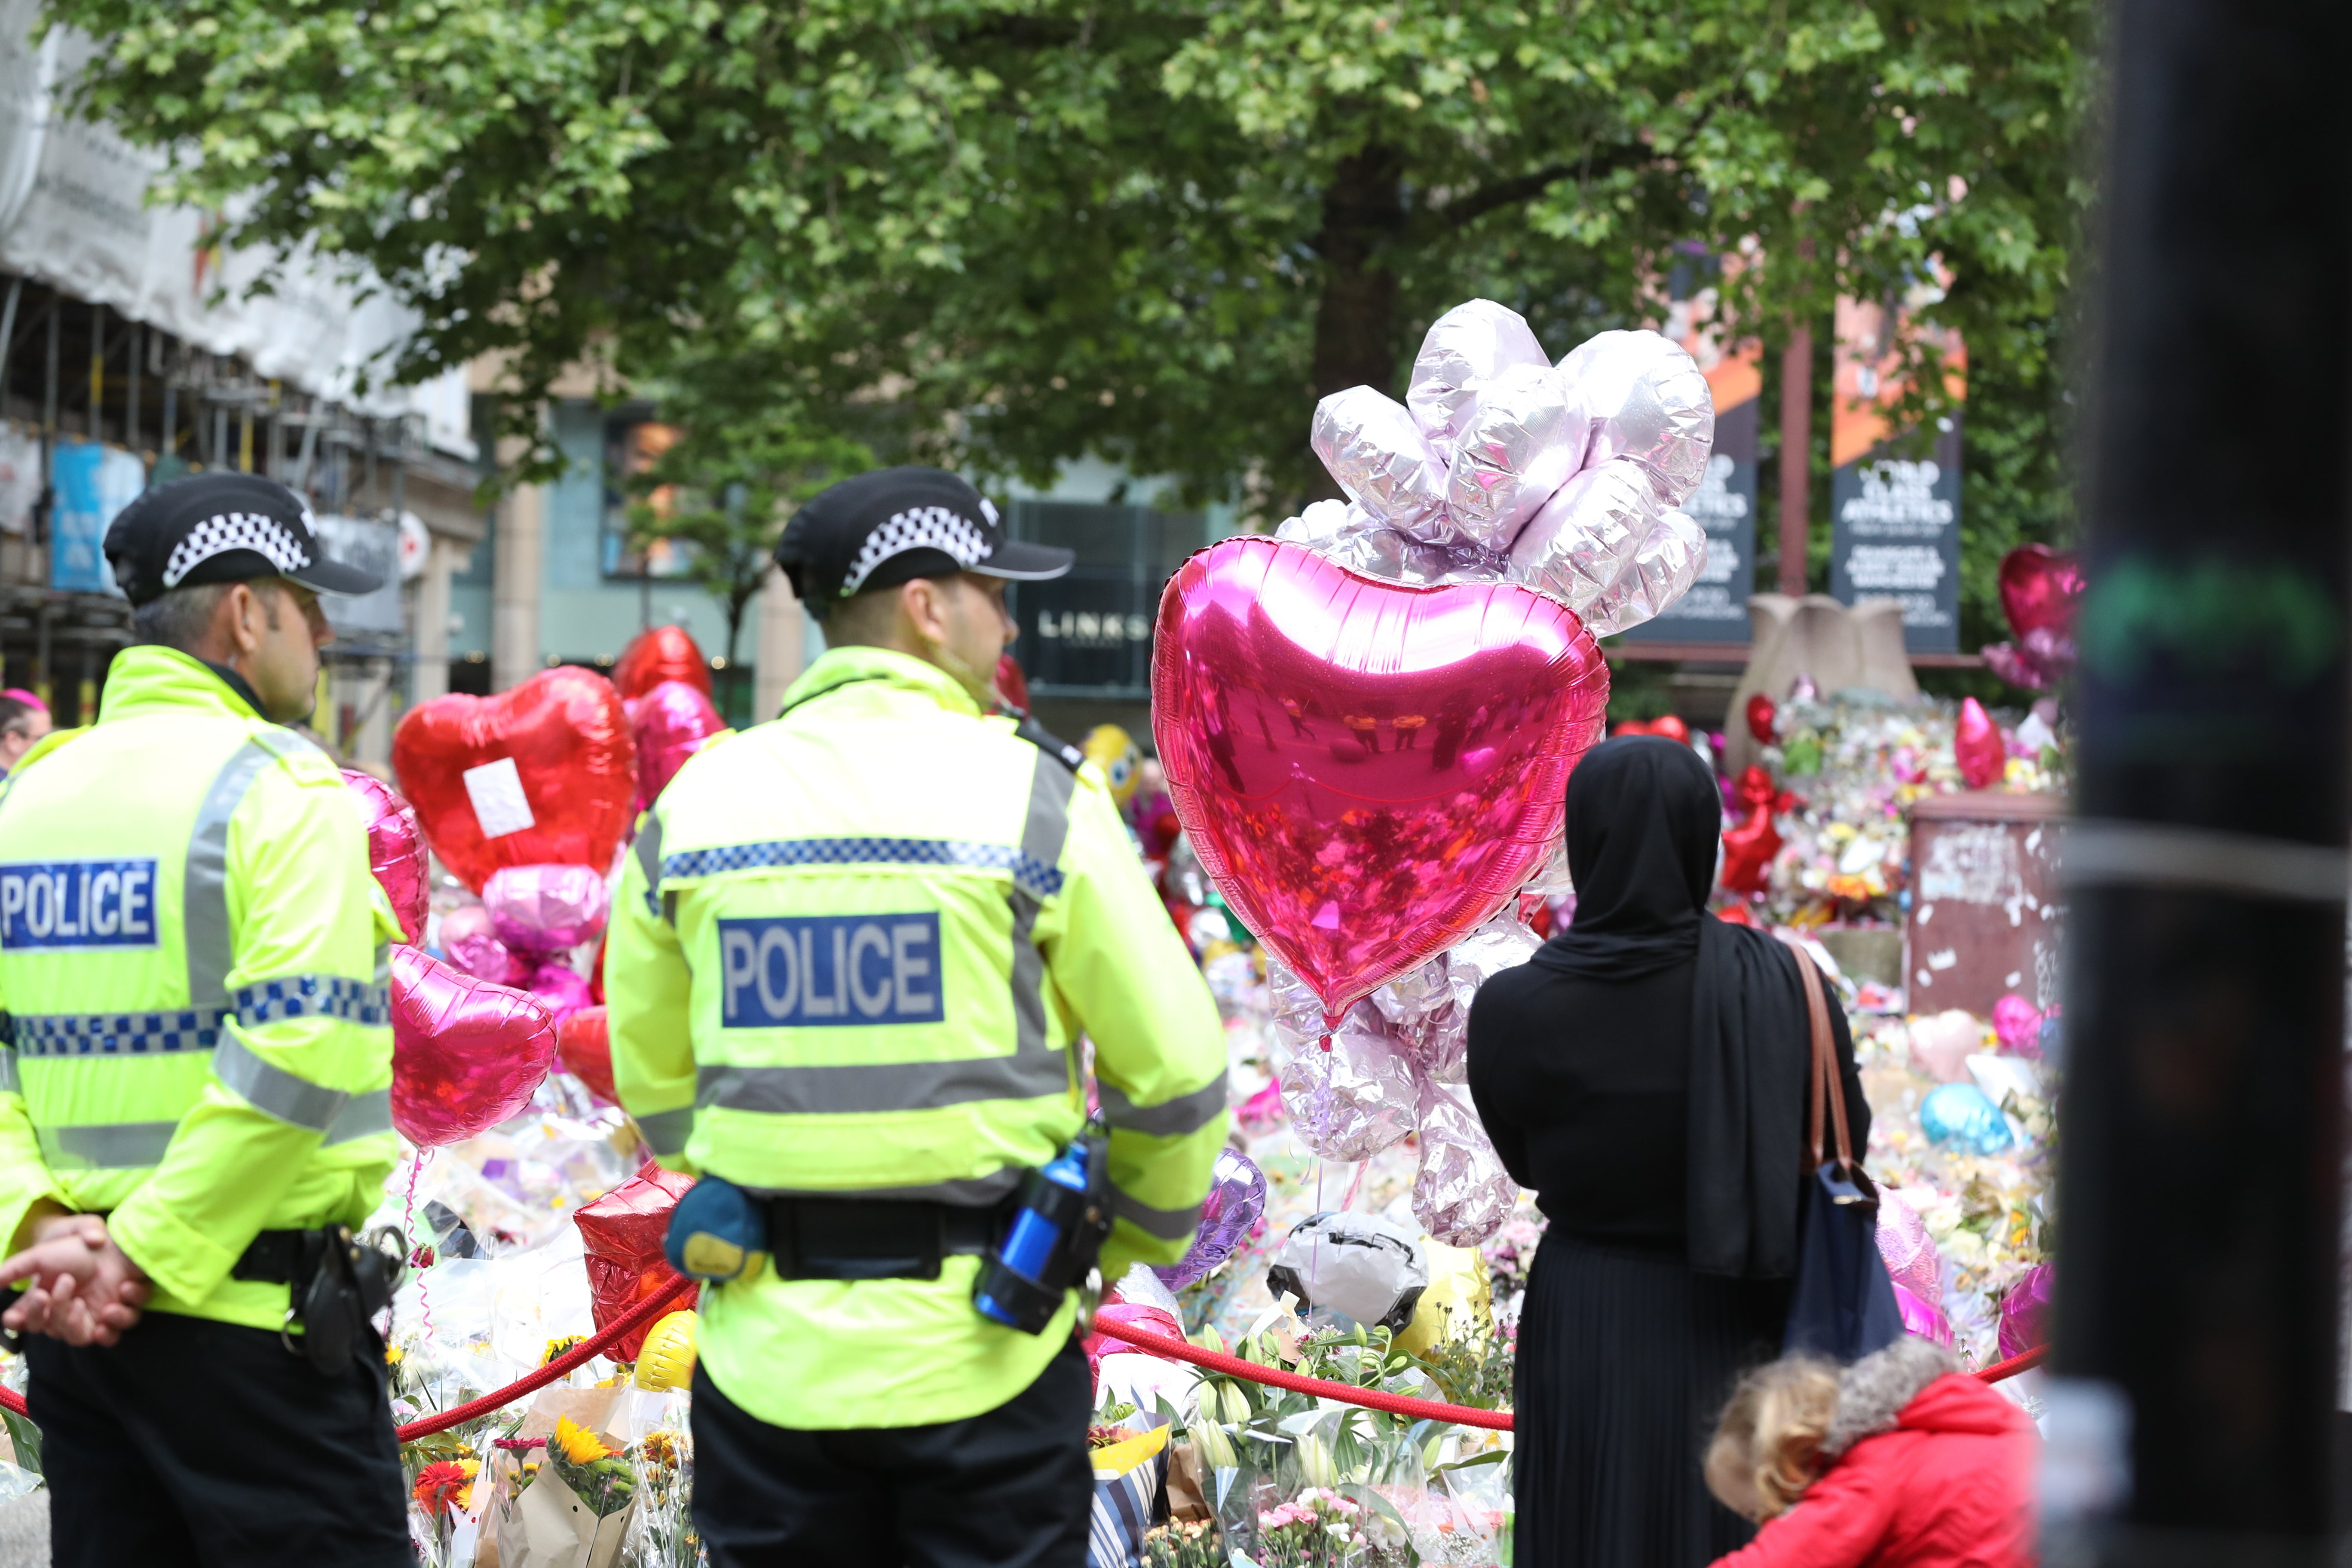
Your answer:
[1705,1357,1840,1522]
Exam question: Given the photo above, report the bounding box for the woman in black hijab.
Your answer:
[1467,735,1868,1568]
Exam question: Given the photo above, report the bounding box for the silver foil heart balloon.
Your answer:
[1406,298,1552,464]
[1555,329,1715,506]
[1311,385,1450,538]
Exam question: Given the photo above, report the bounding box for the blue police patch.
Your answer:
[718,913,946,1028]
[0,860,161,949]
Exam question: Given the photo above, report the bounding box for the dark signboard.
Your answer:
[1005,501,1209,698]
[1829,422,1963,654]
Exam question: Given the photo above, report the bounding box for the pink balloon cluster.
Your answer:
[438,865,608,1025]
[388,944,557,1148]
[342,771,429,943]
[627,680,729,812]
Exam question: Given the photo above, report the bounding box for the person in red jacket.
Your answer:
[1703,1338,2038,1568]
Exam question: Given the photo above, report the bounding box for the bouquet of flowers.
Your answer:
[548,1416,636,1518]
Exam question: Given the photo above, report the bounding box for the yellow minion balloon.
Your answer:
[1084,724,1142,805]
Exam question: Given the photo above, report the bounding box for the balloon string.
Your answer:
[399,1148,435,1343]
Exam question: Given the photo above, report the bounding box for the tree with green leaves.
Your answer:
[618,367,873,672]
[52,0,2090,644]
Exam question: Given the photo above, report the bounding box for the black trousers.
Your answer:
[692,1339,1095,1568]
[27,1310,412,1568]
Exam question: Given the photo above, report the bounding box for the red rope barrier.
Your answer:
[1090,1316,1516,1430]
[1090,1320,2053,1434]
[0,1292,2046,1439]
[393,1276,695,1440]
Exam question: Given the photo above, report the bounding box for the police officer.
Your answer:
[608,466,1228,1567]
[0,474,410,1566]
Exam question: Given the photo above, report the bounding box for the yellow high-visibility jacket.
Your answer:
[609,646,1228,1429]
[0,647,401,1330]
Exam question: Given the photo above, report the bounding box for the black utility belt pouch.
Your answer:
[766,1197,1001,1283]
[233,1225,402,1375]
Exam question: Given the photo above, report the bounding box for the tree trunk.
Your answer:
[1305,144,1405,501]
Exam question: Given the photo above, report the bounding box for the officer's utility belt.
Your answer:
[232,1225,403,1375]
[765,1196,1002,1283]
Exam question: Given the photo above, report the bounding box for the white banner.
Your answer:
[0,7,474,453]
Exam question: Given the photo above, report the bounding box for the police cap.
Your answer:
[775,466,1072,605]
[104,473,383,608]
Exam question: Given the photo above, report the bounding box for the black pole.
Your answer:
[2055,1,2351,1564]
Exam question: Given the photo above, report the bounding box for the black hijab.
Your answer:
[1531,735,1720,980]
[1528,733,1818,1279]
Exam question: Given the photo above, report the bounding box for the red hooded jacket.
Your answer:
[1713,1368,2038,1568]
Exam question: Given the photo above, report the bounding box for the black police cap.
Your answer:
[104,473,383,609]
[774,466,1072,605]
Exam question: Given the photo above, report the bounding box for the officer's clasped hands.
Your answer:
[0,1210,153,1347]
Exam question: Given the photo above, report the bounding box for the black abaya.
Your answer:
[1466,737,1868,1568]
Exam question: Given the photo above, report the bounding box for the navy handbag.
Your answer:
[1775,934,1904,1363]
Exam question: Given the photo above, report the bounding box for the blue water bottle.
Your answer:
[974,1138,1108,1332]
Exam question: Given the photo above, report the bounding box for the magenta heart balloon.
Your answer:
[389,944,557,1147]
[1998,543,2084,640]
[1152,537,1608,1017]
[438,903,524,986]
[343,771,429,944]
[628,679,729,811]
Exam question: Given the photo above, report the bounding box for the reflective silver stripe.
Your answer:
[760,1170,1025,1207]
[2062,818,2348,903]
[1111,1187,1202,1242]
[1008,751,1076,1100]
[0,1047,18,1095]
[184,739,277,1009]
[211,1034,349,1133]
[1021,751,1075,876]
[323,1088,393,1145]
[636,1106,695,1155]
[697,1050,1071,1117]
[636,809,665,916]
[1099,1075,1231,1138]
[37,1121,178,1170]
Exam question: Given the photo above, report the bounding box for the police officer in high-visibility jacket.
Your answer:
[0,475,411,1567]
[609,466,1228,1567]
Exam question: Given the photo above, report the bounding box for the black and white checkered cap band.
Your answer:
[838,504,993,597]
[162,511,314,590]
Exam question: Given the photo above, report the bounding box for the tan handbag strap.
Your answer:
[1774,932,1850,1174]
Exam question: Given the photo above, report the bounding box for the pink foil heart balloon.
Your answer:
[1954,696,2007,790]
[1152,537,1609,1016]
[484,863,612,954]
[438,903,524,986]
[628,680,729,811]
[343,771,429,943]
[389,944,558,1147]
[1997,543,2084,640]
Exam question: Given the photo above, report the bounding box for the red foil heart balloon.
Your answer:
[1720,805,1782,896]
[1745,692,1778,744]
[392,668,636,892]
[613,625,712,701]
[1152,537,1608,1017]
[342,771,429,943]
[557,1004,618,1105]
[1997,544,2084,640]
[628,679,729,811]
[1613,715,1690,745]
[389,944,558,1147]
[1954,696,2008,790]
